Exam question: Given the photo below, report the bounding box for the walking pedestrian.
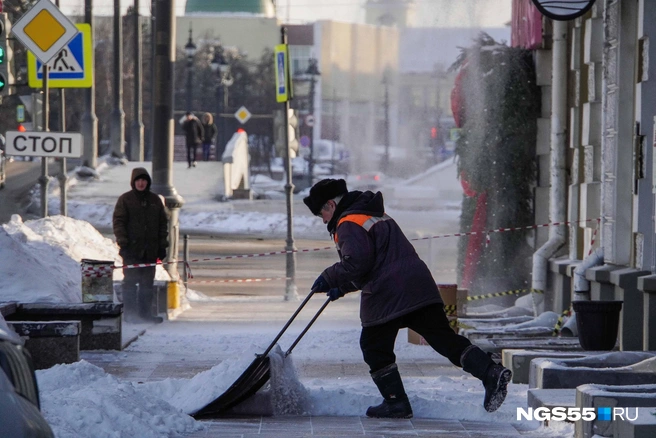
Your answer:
[304,178,512,418]
[181,112,204,168]
[113,167,169,323]
[201,112,218,161]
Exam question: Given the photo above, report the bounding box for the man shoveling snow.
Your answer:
[304,178,512,419]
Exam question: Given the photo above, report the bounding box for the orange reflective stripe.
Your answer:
[338,214,371,228]
[335,214,372,243]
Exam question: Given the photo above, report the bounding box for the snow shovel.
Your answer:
[191,290,330,418]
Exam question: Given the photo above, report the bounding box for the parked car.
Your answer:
[309,139,350,174]
[0,318,54,437]
[349,171,384,191]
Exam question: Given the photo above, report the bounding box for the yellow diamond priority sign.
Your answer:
[11,0,78,64]
[235,106,252,124]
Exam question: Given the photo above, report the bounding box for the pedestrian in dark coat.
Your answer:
[201,112,218,162]
[181,112,204,168]
[304,178,512,419]
[113,167,169,323]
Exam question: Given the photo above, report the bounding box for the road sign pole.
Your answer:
[55,0,67,217]
[280,26,297,302]
[39,64,49,217]
[81,0,98,169]
[110,0,125,159]
[130,0,144,161]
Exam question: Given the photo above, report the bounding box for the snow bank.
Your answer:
[0,214,169,303]
[37,361,203,438]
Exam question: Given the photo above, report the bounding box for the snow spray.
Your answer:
[268,345,309,415]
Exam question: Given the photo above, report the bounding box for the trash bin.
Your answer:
[572,300,623,351]
[80,259,115,303]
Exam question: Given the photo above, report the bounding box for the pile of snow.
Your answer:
[38,361,203,438]
[0,214,169,303]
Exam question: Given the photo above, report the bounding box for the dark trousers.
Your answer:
[122,265,156,317]
[360,303,472,374]
[202,142,212,161]
[186,145,198,166]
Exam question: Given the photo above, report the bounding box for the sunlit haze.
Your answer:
[55,0,511,28]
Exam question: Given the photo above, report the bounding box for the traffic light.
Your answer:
[273,108,300,158]
[0,13,14,96]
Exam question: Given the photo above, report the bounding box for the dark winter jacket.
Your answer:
[182,117,204,146]
[112,167,169,264]
[203,123,218,144]
[321,191,443,327]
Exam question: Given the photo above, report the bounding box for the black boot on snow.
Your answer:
[482,363,512,412]
[460,345,512,412]
[366,363,413,419]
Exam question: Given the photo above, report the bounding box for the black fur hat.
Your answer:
[303,178,348,215]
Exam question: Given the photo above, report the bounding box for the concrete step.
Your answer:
[529,352,656,389]
[576,384,656,438]
[502,349,593,384]
[614,407,656,438]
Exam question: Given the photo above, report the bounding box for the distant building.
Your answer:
[365,0,416,27]
[176,0,278,60]
[173,0,509,175]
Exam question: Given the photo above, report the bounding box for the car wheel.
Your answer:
[0,341,41,408]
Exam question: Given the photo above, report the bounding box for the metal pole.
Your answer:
[308,71,315,185]
[215,81,225,161]
[151,0,184,281]
[331,87,336,174]
[39,64,49,217]
[281,26,297,301]
[59,89,67,216]
[130,0,144,161]
[55,0,67,216]
[183,234,189,291]
[81,0,98,168]
[147,0,156,160]
[186,28,193,111]
[383,73,390,173]
[111,0,125,158]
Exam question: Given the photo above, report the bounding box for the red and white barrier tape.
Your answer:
[587,218,601,257]
[81,217,601,275]
[187,277,290,285]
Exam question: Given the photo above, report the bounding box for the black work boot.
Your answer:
[460,345,512,412]
[366,363,413,419]
[137,290,163,324]
[122,290,139,323]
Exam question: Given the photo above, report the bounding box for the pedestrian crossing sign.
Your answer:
[27,23,93,88]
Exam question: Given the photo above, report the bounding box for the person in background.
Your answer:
[201,112,218,162]
[181,112,204,168]
[304,178,512,419]
[113,167,169,323]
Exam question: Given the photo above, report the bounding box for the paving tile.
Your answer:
[361,418,418,436]
[410,418,466,435]
[460,420,521,436]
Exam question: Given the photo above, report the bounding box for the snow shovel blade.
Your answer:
[190,293,330,418]
[191,354,271,418]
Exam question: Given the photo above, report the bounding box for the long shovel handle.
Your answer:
[260,289,316,358]
[285,296,331,357]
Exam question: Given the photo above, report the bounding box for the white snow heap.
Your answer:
[0,214,168,303]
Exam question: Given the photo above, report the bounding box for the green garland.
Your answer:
[451,34,541,300]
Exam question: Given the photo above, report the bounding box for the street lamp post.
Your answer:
[129,0,144,161]
[305,58,320,186]
[382,69,391,173]
[184,27,197,112]
[110,0,125,158]
[211,46,234,160]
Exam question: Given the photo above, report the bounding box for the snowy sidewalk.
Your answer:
[79,297,571,437]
